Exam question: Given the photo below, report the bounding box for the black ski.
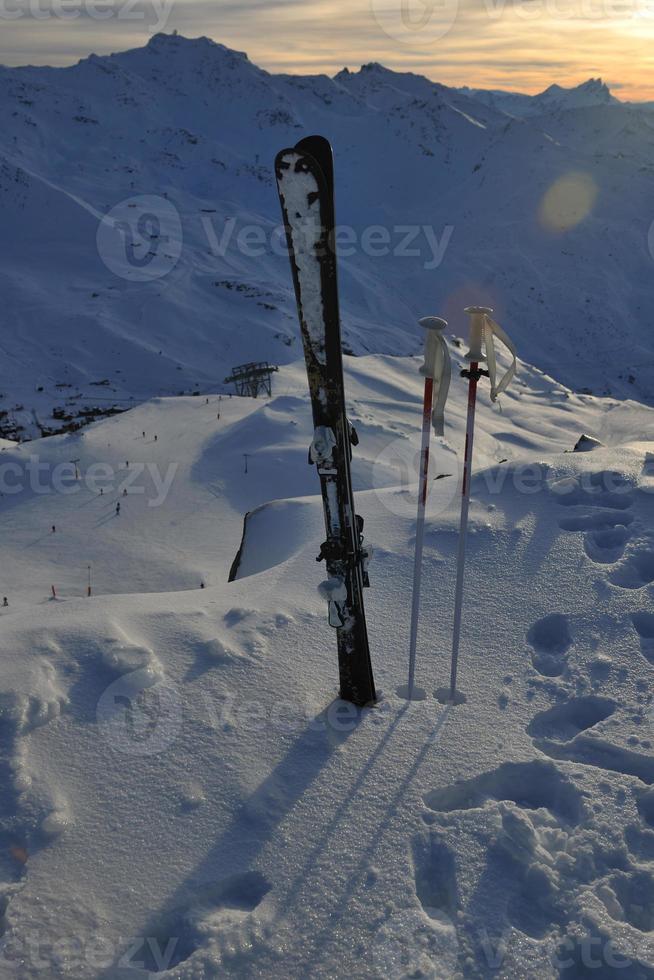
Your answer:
[275,135,376,707]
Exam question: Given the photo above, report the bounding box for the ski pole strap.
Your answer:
[418,316,451,436]
[482,315,517,403]
[431,334,451,436]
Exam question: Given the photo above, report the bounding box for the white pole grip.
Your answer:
[418,316,448,379]
[464,306,493,362]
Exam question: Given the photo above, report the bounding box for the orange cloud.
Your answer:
[0,0,652,101]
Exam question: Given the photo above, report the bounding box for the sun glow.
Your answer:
[538,173,599,233]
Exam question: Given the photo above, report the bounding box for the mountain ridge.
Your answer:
[1,32,653,439]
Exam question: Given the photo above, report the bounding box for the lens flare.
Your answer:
[539,173,598,233]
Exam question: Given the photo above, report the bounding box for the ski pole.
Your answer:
[407,316,449,700]
[449,306,492,702]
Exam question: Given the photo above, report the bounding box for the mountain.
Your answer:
[2,32,654,440]
[2,35,654,978]
[464,77,617,117]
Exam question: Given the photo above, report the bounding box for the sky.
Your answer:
[1,0,653,100]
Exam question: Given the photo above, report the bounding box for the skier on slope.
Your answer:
[116,502,120,516]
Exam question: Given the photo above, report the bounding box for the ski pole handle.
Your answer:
[463,306,493,363]
[418,316,448,379]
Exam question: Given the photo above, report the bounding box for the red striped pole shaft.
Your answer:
[449,363,480,701]
[407,375,434,699]
[407,378,434,700]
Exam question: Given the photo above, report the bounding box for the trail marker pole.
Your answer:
[406,317,450,700]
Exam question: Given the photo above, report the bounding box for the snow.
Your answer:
[0,344,651,977]
[275,153,328,365]
[0,30,654,980]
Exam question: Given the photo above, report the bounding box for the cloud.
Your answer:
[0,0,652,99]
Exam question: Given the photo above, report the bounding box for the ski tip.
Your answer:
[295,134,332,153]
[274,147,299,174]
[294,135,333,187]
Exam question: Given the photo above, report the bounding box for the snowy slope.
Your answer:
[0,346,654,977]
[1,32,654,442]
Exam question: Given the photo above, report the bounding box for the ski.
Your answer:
[274,135,377,707]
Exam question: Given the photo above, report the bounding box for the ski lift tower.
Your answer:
[224,362,279,398]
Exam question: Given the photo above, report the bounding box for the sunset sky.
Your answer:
[1,0,653,101]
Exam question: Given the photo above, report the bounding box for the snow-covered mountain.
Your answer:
[3,33,654,979]
[463,77,618,117]
[2,32,654,441]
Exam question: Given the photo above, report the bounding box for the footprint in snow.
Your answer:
[559,512,635,533]
[376,834,461,978]
[559,510,635,564]
[527,695,616,743]
[629,788,654,861]
[423,758,583,825]
[609,548,654,590]
[527,613,572,677]
[583,524,632,564]
[412,832,459,922]
[127,871,271,973]
[556,471,635,565]
[552,471,635,512]
[223,607,257,628]
[421,761,582,963]
[598,869,654,934]
[534,734,654,785]
[630,613,654,666]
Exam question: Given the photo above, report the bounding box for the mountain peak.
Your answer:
[144,32,250,63]
[537,77,614,109]
[146,32,211,49]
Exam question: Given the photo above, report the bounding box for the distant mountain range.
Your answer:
[2,32,654,438]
